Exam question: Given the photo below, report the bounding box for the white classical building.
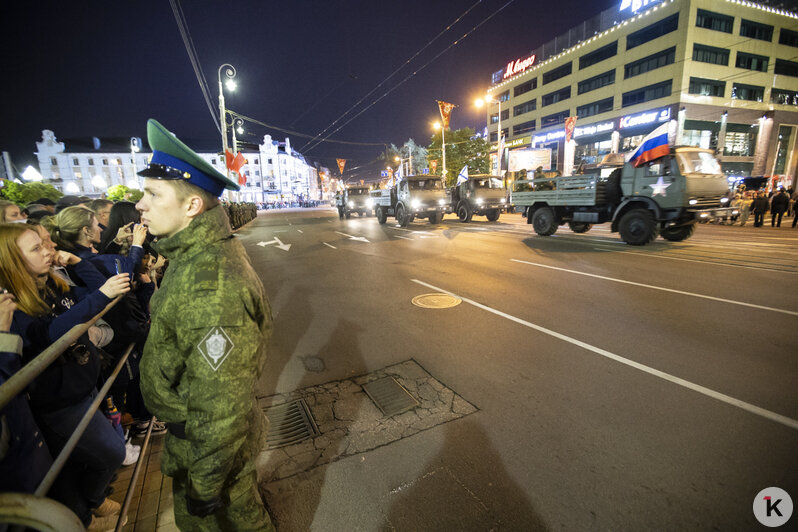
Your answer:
[34,130,322,203]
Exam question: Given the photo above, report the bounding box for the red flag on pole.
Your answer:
[232,152,246,174]
[565,116,577,143]
[436,100,457,129]
[336,158,346,175]
[225,149,235,170]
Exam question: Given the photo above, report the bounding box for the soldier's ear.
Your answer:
[185,195,204,218]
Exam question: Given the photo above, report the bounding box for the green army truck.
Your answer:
[341,185,373,218]
[512,147,736,245]
[371,176,447,227]
[448,175,509,222]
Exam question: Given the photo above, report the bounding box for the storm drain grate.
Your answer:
[264,398,320,449]
[362,377,419,417]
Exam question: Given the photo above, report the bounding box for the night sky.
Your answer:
[4,0,790,181]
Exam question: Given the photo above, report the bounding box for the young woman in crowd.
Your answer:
[0,222,130,529]
[0,200,25,223]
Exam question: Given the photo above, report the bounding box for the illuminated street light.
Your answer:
[22,165,43,182]
[225,78,237,92]
[92,174,107,190]
[217,63,237,187]
[432,122,446,179]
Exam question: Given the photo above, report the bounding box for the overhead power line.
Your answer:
[302,0,516,154]
[169,0,220,133]
[300,0,486,153]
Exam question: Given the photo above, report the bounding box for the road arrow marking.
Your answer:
[335,231,370,243]
[256,236,292,251]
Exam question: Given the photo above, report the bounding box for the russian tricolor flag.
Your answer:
[626,122,671,167]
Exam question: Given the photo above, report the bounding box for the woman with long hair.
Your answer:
[0,222,130,529]
[0,200,25,223]
[100,201,143,255]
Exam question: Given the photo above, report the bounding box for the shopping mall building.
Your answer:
[485,0,798,190]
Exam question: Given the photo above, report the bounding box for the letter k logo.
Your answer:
[764,496,783,517]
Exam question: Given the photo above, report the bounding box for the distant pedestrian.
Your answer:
[751,192,769,227]
[770,188,789,227]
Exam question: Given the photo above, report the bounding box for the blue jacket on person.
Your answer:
[71,243,144,279]
[0,331,54,493]
[10,260,112,413]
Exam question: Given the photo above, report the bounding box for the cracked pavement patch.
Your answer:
[256,359,478,483]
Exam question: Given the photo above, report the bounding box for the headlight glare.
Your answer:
[411,199,421,209]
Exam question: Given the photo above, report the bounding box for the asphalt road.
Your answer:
[236,207,798,531]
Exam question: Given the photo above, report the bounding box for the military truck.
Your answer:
[371,176,447,227]
[448,175,509,222]
[512,147,735,245]
[342,185,373,218]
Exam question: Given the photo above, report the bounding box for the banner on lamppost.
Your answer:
[336,158,346,175]
[565,116,577,143]
[436,100,457,129]
[430,160,438,173]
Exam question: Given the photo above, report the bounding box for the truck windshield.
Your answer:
[676,151,722,175]
[408,179,443,190]
[348,189,368,195]
[474,178,503,189]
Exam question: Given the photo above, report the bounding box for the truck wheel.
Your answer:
[375,206,387,224]
[485,209,500,222]
[345,210,351,219]
[568,221,592,233]
[457,202,472,223]
[619,209,658,245]
[397,205,410,227]
[429,212,442,224]
[531,207,558,236]
[661,223,695,242]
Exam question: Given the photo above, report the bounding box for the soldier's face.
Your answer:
[137,179,193,238]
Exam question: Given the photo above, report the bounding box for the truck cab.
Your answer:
[342,186,373,218]
[371,176,448,226]
[448,175,508,222]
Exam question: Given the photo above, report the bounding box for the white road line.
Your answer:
[388,226,414,232]
[323,242,336,249]
[297,229,303,233]
[510,258,798,316]
[592,247,798,275]
[410,278,798,431]
[395,235,412,240]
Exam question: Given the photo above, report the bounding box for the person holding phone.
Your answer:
[0,222,131,529]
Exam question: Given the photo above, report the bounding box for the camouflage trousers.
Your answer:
[163,434,275,532]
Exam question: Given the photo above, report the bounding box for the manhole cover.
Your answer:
[411,293,462,309]
[362,377,419,417]
[264,399,320,449]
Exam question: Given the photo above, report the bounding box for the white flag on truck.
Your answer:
[456,165,469,185]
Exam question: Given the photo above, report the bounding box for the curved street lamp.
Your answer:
[217,64,237,184]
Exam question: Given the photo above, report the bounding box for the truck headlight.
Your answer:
[720,197,729,203]
[411,199,421,209]
[438,199,445,206]
[476,198,484,205]
[348,201,354,208]
[366,198,374,207]
[689,199,698,205]
[500,198,506,203]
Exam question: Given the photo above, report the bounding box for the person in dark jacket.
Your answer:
[0,222,130,529]
[0,290,53,494]
[751,191,769,227]
[770,188,789,227]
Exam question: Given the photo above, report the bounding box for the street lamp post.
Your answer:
[433,122,446,182]
[217,63,237,188]
[476,95,502,177]
[130,137,140,189]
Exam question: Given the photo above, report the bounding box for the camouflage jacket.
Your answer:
[140,204,271,500]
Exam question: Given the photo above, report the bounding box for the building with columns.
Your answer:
[486,0,798,190]
[33,130,324,203]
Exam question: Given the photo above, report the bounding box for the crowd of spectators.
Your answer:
[0,194,256,530]
[725,187,797,228]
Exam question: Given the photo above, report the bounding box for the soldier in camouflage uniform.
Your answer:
[135,119,274,531]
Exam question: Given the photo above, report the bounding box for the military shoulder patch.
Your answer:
[194,265,218,291]
[197,326,234,371]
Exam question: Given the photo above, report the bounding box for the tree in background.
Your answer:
[106,184,143,202]
[379,139,428,176]
[427,127,490,187]
[0,180,62,205]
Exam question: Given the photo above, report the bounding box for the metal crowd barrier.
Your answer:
[0,296,152,532]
